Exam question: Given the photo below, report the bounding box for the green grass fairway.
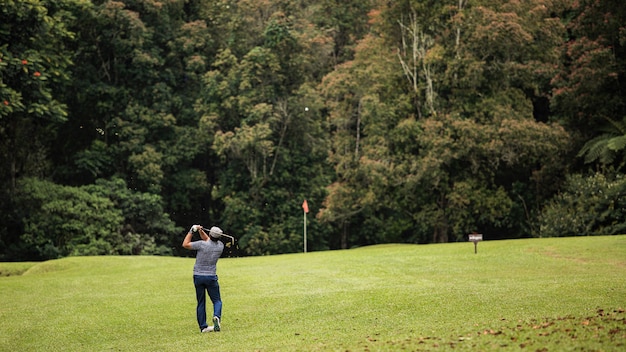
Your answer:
[1,236,625,351]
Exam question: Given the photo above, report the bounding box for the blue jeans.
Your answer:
[193,275,222,331]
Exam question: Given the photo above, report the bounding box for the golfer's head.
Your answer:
[209,226,223,240]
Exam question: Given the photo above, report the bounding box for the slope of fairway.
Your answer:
[0,236,624,351]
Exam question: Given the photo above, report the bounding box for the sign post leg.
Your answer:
[468,233,482,254]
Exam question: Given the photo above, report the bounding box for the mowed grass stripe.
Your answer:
[0,236,624,351]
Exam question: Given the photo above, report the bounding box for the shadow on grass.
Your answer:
[0,262,39,277]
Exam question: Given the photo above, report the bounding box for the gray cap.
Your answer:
[209,226,223,239]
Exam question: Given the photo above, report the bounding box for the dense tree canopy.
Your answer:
[1,0,625,260]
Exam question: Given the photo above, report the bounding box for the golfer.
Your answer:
[182,225,224,333]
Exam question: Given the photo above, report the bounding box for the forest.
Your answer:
[1,0,625,261]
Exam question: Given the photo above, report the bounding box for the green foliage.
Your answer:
[2,0,626,260]
[321,0,571,246]
[0,0,78,198]
[0,0,75,121]
[539,172,626,237]
[83,177,181,255]
[165,169,210,216]
[14,177,123,259]
[12,177,179,259]
[241,226,301,256]
[316,0,373,63]
[551,0,626,162]
[578,116,626,168]
[192,3,335,255]
[446,181,513,238]
[404,115,569,242]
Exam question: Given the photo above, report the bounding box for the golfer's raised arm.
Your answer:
[182,227,194,249]
[198,226,209,241]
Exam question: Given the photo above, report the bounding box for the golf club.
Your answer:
[201,226,236,246]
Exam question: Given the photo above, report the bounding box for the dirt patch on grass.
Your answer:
[526,246,626,268]
[526,246,591,264]
[364,308,626,351]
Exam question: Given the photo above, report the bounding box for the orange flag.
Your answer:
[302,199,309,213]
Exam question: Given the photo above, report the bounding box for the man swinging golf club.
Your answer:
[182,225,224,333]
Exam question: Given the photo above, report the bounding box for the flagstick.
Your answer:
[302,199,309,253]
[303,209,307,253]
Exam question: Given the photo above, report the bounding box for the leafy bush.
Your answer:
[240,225,302,256]
[83,177,181,255]
[13,177,180,260]
[14,178,124,259]
[538,172,626,237]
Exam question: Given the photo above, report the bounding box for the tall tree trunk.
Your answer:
[433,193,449,242]
[455,0,467,58]
[355,98,362,158]
[341,221,348,249]
[397,9,436,117]
[8,117,18,194]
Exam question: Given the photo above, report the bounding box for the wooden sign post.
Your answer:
[469,233,483,254]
